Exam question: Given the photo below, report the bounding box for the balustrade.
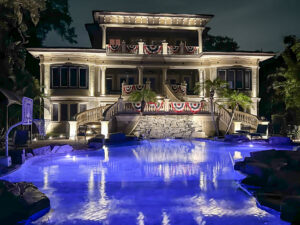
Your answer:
[106,43,199,55]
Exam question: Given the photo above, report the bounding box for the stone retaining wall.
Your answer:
[115,114,215,138]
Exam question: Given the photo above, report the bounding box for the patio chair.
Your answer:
[250,124,268,139]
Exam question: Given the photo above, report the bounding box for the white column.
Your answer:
[162,68,167,83]
[138,67,143,85]
[251,66,259,98]
[210,67,217,81]
[97,66,101,94]
[101,25,107,49]
[89,65,95,97]
[44,64,50,96]
[197,28,203,53]
[138,41,144,55]
[198,69,205,97]
[101,67,106,96]
[162,41,168,55]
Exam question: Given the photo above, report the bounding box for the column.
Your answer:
[101,67,106,96]
[162,68,167,83]
[197,28,203,53]
[162,41,168,55]
[198,69,205,97]
[101,25,107,49]
[138,41,144,55]
[138,67,143,85]
[251,66,259,98]
[44,64,50,96]
[97,66,101,94]
[89,65,95,96]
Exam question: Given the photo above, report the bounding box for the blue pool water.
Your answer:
[3,139,294,225]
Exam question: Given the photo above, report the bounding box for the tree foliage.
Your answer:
[263,35,300,125]
[128,89,157,103]
[203,34,239,52]
[0,0,76,126]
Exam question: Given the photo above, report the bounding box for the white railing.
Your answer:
[106,44,139,54]
[76,105,109,127]
[143,45,163,55]
[234,110,259,129]
[121,83,151,96]
[106,43,200,55]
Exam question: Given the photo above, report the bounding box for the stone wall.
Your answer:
[115,114,215,138]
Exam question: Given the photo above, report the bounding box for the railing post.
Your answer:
[138,41,144,55]
[180,41,184,55]
[121,80,126,95]
[164,98,170,112]
[146,79,151,90]
[162,41,168,55]
[121,40,126,53]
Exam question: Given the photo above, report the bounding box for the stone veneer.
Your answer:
[115,114,215,138]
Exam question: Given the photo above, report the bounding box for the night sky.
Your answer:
[44,0,300,52]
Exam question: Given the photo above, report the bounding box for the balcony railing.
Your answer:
[106,42,199,55]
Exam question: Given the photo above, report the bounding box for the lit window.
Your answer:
[227,70,235,89]
[217,68,252,90]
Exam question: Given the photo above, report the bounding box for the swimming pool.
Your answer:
[3,139,294,225]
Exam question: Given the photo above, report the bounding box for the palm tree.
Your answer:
[221,90,252,135]
[128,88,157,114]
[194,78,228,136]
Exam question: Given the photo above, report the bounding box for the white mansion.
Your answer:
[28,11,273,139]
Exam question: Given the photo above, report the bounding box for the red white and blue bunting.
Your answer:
[168,46,180,54]
[171,102,186,112]
[135,85,144,91]
[123,85,135,94]
[132,102,142,112]
[171,85,186,94]
[108,44,120,52]
[126,45,138,53]
[144,45,162,55]
[187,102,204,113]
[185,46,197,54]
[148,102,164,111]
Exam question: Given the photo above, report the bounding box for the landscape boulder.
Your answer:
[281,196,300,223]
[268,136,292,145]
[88,134,105,149]
[33,146,51,156]
[51,145,73,154]
[0,180,50,224]
[224,134,249,143]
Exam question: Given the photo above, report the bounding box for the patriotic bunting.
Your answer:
[144,45,162,55]
[108,44,120,52]
[187,102,204,113]
[126,45,138,53]
[185,46,197,54]
[168,46,180,54]
[171,102,186,112]
[148,102,164,111]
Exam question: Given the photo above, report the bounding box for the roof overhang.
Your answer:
[93,10,214,28]
[200,52,275,61]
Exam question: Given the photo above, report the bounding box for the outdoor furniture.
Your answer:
[250,124,268,139]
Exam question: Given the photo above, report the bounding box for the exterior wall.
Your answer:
[115,114,215,138]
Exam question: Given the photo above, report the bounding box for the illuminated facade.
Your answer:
[28,11,273,137]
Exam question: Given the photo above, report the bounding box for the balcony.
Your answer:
[106,42,200,56]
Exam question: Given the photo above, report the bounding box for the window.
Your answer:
[217,68,252,90]
[70,104,78,121]
[52,104,58,121]
[236,70,243,89]
[70,68,78,87]
[52,68,60,87]
[50,65,88,89]
[60,104,68,121]
[79,104,87,113]
[244,70,251,89]
[79,68,87,88]
[227,70,235,89]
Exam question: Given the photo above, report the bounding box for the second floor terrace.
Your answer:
[106,40,200,55]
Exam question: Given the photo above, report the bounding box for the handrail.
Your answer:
[164,84,182,102]
[234,110,259,129]
[76,105,109,127]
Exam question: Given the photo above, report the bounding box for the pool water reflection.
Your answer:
[3,139,293,225]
